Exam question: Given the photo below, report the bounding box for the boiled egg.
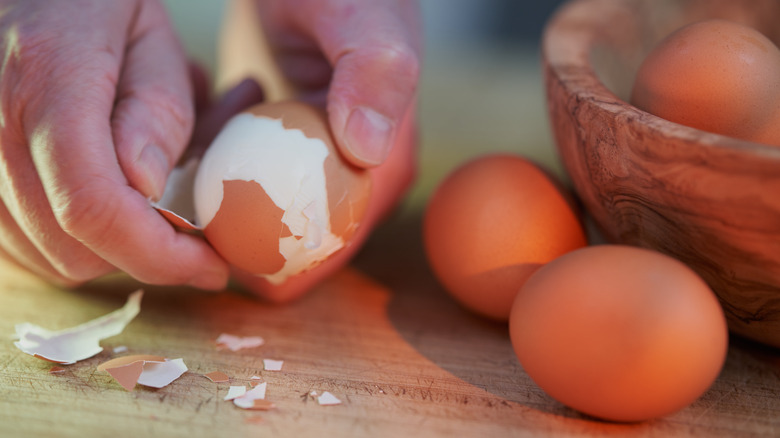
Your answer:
[156,101,371,285]
[423,154,587,321]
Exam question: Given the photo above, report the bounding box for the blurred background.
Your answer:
[162,0,568,208]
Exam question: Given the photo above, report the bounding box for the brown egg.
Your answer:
[423,154,587,321]
[193,101,371,284]
[510,245,729,422]
[631,19,780,146]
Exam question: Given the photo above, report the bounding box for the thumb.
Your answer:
[294,1,421,167]
[111,1,194,201]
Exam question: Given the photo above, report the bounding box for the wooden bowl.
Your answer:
[543,0,780,348]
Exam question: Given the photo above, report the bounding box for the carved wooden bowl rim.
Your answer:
[543,0,780,163]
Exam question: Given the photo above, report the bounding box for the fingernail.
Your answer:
[343,106,394,166]
[189,267,229,291]
[137,144,169,201]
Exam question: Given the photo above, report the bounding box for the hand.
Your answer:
[0,0,230,289]
[231,0,421,302]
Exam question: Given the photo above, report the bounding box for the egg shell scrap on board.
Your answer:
[317,391,342,406]
[216,333,265,351]
[97,355,188,391]
[13,290,143,364]
[153,101,370,284]
[263,359,283,371]
[236,399,277,411]
[134,358,188,388]
[203,371,231,383]
[233,382,271,410]
[225,385,248,401]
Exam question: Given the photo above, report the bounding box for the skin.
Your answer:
[0,0,420,300]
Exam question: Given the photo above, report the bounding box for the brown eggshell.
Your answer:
[204,179,291,275]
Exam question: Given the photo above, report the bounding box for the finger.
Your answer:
[28,105,230,289]
[20,28,230,290]
[280,0,422,167]
[0,1,134,284]
[0,152,116,284]
[0,198,90,287]
[111,0,194,202]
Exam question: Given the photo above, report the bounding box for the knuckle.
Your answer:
[120,85,194,133]
[53,179,122,246]
[46,240,115,284]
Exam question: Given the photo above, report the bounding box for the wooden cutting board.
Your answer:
[1,212,779,438]
[1,2,779,435]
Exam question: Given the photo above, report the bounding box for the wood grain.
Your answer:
[1,215,780,437]
[544,0,780,347]
[1,1,779,435]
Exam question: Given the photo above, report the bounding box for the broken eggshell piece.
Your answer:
[13,290,143,364]
[215,333,264,351]
[97,355,188,391]
[154,101,371,285]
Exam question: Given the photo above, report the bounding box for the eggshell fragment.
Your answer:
[225,385,248,401]
[104,360,148,391]
[317,391,342,406]
[236,399,276,411]
[263,359,283,371]
[97,354,167,371]
[136,358,188,388]
[216,333,264,351]
[194,101,371,284]
[203,371,230,383]
[97,355,187,391]
[233,382,272,410]
[153,158,201,231]
[13,290,143,364]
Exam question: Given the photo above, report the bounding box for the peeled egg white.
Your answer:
[193,101,371,284]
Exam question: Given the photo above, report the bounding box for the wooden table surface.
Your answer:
[2,25,780,438]
[2,210,780,438]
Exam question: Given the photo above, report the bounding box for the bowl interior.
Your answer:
[589,0,780,103]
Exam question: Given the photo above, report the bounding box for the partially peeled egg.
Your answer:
[157,101,371,285]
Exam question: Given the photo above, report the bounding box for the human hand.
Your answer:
[229,0,421,302]
[0,0,231,290]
